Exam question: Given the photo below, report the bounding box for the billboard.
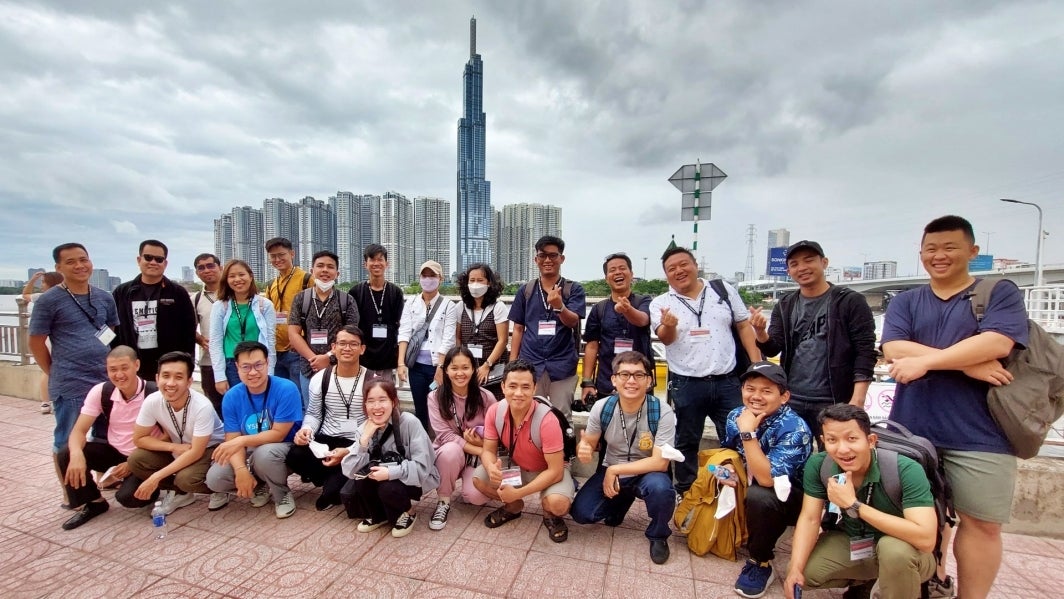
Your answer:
[843,266,863,280]
[767,247,788,276]
[969,254,994,272]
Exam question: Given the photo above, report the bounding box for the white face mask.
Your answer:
[467,282,488,298]
[420,277,440,293]
[315,279,335,292]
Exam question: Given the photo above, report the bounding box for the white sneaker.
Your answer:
[159,491,196,515]
[275,491,296,519]
[40,402,52,414]
[250,483,270,508]
[429,501,450,531]
[391,512,417,538]
[357,518,386,533]
[208,492,230,511]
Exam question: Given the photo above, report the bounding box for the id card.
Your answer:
[537,320,556,337]
[689,327,711,342]
[95,326,116,346]
[849,535,875,561]
[337,420,359,435]
[468,344,484,359]
[309,329,329,345]
[501,467,523,487]
[614,337,634,353]
[373,324,388,339]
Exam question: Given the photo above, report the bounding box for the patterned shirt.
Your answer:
[287,289,359,377]
[722,404,812,483]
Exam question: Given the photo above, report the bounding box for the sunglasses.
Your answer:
[195,262,219,271]
[141,254,166,264]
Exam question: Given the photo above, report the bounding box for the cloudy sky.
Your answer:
[2,0,1062,283]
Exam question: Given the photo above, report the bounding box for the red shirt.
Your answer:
[484,401,563,472]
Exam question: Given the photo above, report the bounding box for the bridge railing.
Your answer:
[0,298,32,365]
[1025,285,1064,335]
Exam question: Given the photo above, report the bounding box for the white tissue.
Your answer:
[660,444,685,462]
[308,440,331,459]
[773,475,792,502]
[715,485,737,519]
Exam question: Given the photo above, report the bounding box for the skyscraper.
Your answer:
[231,206,265,280]
[331,191,361,283]
[213,214,234,265]
[356,194,381,281]
[297,196,336,269]
[497,203,562,284]
[414,196,452,279]
[456,16,492,272]
[263,197,301,264]
[381,192,414,285]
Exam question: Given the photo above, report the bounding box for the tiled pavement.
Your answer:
[2,394,1062,598]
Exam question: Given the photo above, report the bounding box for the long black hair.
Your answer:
[438,345,487,424]
[457,262,504,310]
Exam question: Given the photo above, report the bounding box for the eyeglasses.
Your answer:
[536,252,561,261]
[238,362,267,374]
[334,341,362,348]
[268,252,290,260]
[613,371,650,381]
[142,254,166,264]
[365,398,392,407]
[195,262,219,271]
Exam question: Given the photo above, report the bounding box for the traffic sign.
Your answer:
[669,163,727,193]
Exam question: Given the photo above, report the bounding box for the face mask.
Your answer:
[315,279,335,292]
[468,282,488,298]
[420,277,440,293]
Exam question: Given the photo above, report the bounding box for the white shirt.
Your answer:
[398,294,458,366]
[190,289,216,366]
[136,390,226,445]
[650,279,749,377]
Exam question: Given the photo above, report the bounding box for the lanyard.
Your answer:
[272,272,296,307]
[201,291,216,304]
[451,392,469,433]
[245,378,272,433]
[608,297,632,339]
[333,368,364,420]
[507,408,527,455]
[536,280,558,314]
[617,399,645,461]
[232,300,251,340]
[138,282,163,306]
[165,393,191,443]
[313,292,333,320]
[369,287,385,322]
[467,306,488,335]
[61,284,101,328]
[851,482,877,536]
[675,286,707,327]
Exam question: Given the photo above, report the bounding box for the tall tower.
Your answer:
[414,196,452,279]
[456,16,492,272]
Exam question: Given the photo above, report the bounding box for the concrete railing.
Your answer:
[0,298,32,365]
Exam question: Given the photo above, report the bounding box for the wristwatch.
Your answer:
[845,500,863,519]
[739,431,757,442]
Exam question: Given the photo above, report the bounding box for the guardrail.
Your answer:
[1025,285,1064,335]
[0,298,31,365]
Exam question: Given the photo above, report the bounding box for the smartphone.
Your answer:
[793,583,803,599]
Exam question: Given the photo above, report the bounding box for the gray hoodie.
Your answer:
[341,412,441,491]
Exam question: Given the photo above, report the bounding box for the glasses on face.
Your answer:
[365,398,392,407]
[334,341,362,349]
[613,371,650,381]
[195,262,219,271]
[142,254,166,264]
[268,252,290,260]
[238,362,267,374]
[536,252,561,261]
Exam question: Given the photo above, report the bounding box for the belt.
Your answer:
[669,371,733,382]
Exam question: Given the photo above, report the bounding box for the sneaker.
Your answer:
[927,574,956,598]
[315,494,340,512]
[734,558,774,598]
[208,492,230,511]
[275,491,296,519]
[159,491,196,515]
[429,501,450,531]
[40,402,52,414]
[391,511,417,538]
[250,482,270,508]
[357,518,386,533]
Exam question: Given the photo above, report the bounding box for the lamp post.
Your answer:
[642,257,647,280]
[1000,198,1044,286]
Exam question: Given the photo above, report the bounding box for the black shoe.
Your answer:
[604,513,625,527]
[315,494,340,512]
[61,500,109,530]
[842,580,874,599]
[650,539,670,564]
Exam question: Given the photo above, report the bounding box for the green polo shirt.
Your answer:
[803,451,934,540]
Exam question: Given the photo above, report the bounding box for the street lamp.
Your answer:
[642,257,648,280]
[1000,198,1045,286]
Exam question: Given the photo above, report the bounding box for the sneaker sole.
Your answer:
[163,496,197,515]
[391,525,415,538]
[357,522,386,533]
[208,500,230,511]
[428,520,447,531]
[276,507,296,519]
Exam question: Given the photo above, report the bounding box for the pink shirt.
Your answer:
[484,401,563,472]
[428,388,497,450]
[80,381,150,456]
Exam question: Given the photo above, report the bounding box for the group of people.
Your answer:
[26,213,1027,599]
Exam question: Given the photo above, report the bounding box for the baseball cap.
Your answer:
[785,240,825,261]
[740,361,789,390]
[419,260,443,277]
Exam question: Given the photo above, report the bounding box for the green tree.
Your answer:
[632,279,669,295]
[738,288,764,306]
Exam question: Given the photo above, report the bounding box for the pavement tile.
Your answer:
[425,537,525,595]
[354,526,456,580]
[610,526,693,579]
[415,582,496,599]
[292,514,385,565]
[0,545,159,598]
[132,578,222,598]
[601,564,696,598]
[460,504,542,550]
[324,567,423,598]
[509,551,608,599]
[531,518,614,563]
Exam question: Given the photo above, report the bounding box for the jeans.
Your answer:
[571,468,675,541]
[224,358,241,387]
[408,362,437,432]
[298,372,313,413]
[788,401,832,451]
[274,351,302,393]
[669,373,742,492]
[52,395,83,452]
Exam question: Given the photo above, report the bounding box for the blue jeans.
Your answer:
[669,373,742,492]
[408,362,436,432]
[571,468,674,541]
[274,350,302,392]
[52,394,82,452]
[298,371,312,413]
[224,358,241,387]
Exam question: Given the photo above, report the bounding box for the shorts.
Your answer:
[473,462,576,501]
[52,395,83,453]
[940,449,1017,524]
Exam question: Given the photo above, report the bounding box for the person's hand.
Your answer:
[614,296,632,315]
[576,430,594,464]
[580,385,597,402]
[294,428,313,446]
[433,366,444,387]
[716,464,738,488]
[486,457,504,487]
[546,284,564,311]
[322,447,348,467]
[826,474,858,509]
[64,452,87,489]
[462,428,484,447]
[196,334,209,351]
[212,438,244,463]
[477,363,490,384]
[171,443,192,458]
[963,359,1013,386]
[783,571,805,599]
[368,466,390,482]
[360,421,384,448]
[235,467,256,498]
[134,475,160,500]
[659,307,678,328]
[309,354,331,372]
[497,484,521,503]
[397,364,408,384]
[111,462,131,481]
[887,356,930,384]
[215,381,229,395]
[603,468,621,499]
[749,306,767,334]
[736,406,767,432]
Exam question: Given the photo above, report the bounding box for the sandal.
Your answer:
[543,516,568,543]
[484,506,522,528]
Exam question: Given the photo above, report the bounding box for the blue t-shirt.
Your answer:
[221,376,303,442]
[28,286,120,403]
[583,294,653,394]
[722,404,812,483]
[881,280,1029,453]
[509,279,587,380]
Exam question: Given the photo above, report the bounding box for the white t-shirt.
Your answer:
[137,390,226,445]
[650,279,749,377]
[190,289,217,366]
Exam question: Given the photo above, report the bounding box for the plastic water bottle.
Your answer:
[707,464,732,481]
[151,501,167,540]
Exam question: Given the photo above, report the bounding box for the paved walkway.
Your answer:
[2,394,1061,598]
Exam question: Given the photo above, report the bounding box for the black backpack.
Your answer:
[90,380,158,443]
[298,288,352,339]
[707,279,756,376]
[494,396,577,463]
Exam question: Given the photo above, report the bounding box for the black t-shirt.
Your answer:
[351,282,404,370]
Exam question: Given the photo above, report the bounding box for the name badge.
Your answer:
[372,324,388,339]
[501,467,523,487]
[689,327,711,342]
[309,329,329,345]
[468,344,484,359]
[615,337,634,353]
[95,327,116,346]
[276,311,288,321]
[849,535,875,561]
[538,320,557,337]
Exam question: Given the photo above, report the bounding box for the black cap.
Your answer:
[785,240,825,261]
[740,361,789,390]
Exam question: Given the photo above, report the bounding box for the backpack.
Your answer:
[673,448,749,559]
[522,278,581,348]
[970,278,1064,459]
[707,279,756,376]
[90,380,159,443]
[494,395,577,463]
[595,393,661,465]
[298,288,352,339]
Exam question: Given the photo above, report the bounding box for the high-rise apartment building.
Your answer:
[490,208,501,277]
[296,196,336,269]
[381,192,415,285]
[456,16,492,271]
[356,194,381,281]
[181,266,194,283]
[331,191,361,283]
[497,203,562,284]
[27,268,44,280]
[863,260,897,280]
[414,196,451,279]
[263,197,301,265]
[213,214,234,265]
[232,206,265,280]
[90,269,111,291]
